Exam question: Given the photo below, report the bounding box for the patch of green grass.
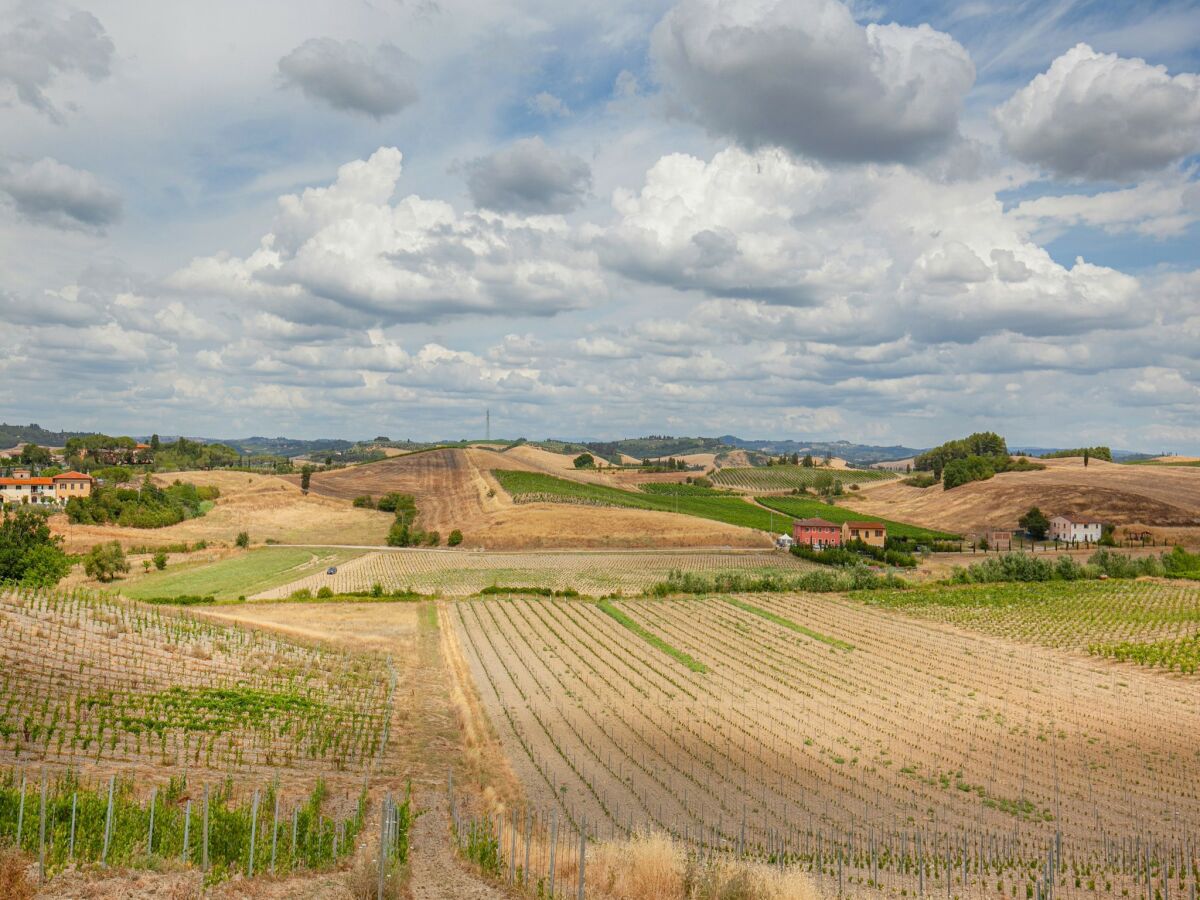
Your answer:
[120,547,365,601]
[754,496,958,541]
[597,599,709,673]
[491,470,776,531]
[722,596,854,650]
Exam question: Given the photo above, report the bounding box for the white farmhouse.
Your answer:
[1049,515,1102,543]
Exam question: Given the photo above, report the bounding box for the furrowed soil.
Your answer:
[52,470,393,552]
[841,456,1200,537]
[295,448,769,549]
[451,590,1200,883]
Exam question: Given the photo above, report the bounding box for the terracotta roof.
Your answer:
[843,521,884,530]
[52,471,92,480]
[0,477,54,486]
[794,518,838,527]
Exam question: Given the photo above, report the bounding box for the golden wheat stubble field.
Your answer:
[451,591,1200,895]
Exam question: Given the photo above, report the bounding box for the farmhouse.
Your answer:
[0,471,94,505]
[842,521,886,547]
[793,518,842,548]
[1049,515,1102,544]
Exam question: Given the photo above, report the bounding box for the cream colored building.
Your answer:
[0,471,94,505]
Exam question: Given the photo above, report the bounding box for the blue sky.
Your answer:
[1,0,1198,450]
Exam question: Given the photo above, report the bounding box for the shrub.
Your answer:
[573,453,595,469]
[352,495,375,508]
[153,550,167,570]
[377,492,416,515]
[289,588,313,600]
[448,529,463,546]
[235,531,250,549]
[1088,549,1163,578]
[84,541,130,583]
[425,531,440,546]
[317,586,334,598]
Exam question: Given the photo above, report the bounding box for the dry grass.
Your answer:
[52,470,391,552]
[0,850,34,900]
[479,829,818,900]
[843,456,1200,536]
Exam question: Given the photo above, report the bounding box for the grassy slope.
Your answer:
[491,469,779,532]
[754,496,959,540]
[120,547,366,600]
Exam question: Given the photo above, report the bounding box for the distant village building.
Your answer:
[1049,516,1102,543]
[0,471,94,505]
[842,521,886,547]
[793,518,842,548]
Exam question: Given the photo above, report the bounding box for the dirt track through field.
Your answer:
[202,601,509,899]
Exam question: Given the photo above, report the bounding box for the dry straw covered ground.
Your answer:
[843,457,1200,538]
[52,470,393,552]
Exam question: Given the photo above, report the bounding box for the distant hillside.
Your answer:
[1011,446,1151,461]
[214,436,356,457]
[584,436,728,461]
[0,422,94,450]
[717,436,923,466]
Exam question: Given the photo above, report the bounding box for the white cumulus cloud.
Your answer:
[995,43,1200,181]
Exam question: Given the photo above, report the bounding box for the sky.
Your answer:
[1,0,1198,450]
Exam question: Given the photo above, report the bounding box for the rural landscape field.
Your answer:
[4,0,1199,895]
[2,426,1199,898]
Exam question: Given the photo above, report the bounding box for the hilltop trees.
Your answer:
[917,431,1045,490]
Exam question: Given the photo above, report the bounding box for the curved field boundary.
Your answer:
[491,469,777,531]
